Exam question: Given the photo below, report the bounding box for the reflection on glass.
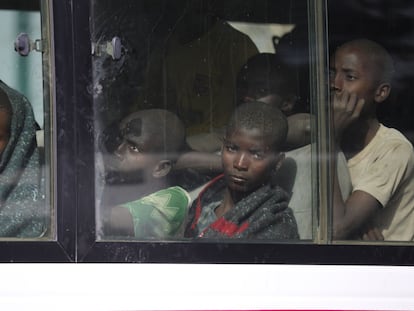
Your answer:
[93,0,313,242]
[0,1,50,238]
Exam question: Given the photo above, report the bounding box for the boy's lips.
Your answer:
[229,174,248,183]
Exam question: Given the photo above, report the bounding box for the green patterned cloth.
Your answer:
[0,80,46,237]
[121,186,190,239]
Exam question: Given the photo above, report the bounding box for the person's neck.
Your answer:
[137,177,169,198]
[215,188,247,218]
[341,117,380,159]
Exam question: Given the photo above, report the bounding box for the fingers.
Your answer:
[333,91,365,118]
[332,91,365,141]
[354,97,365,117]
[372,227,385,241]
[362,227,384,241]
[345,93,357,115]
[362,231,375,241]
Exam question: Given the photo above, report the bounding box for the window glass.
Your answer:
[0,0,52,239]
[91,0,315,242]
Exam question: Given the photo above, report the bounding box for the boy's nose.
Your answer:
[330,75,342,93]
[114,141,126,160]
[233,152,249,171]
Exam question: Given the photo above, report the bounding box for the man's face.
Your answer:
[329,45,379,104]
[104,116,161,184]
[221,127,281,194]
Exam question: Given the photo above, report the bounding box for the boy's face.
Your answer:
[221,127,281,194]
[329,45,379,104]
[0,109,10,158]
[104,116,161,183]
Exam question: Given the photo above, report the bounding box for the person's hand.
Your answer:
[361,226,384,241]
[332,91,365,142]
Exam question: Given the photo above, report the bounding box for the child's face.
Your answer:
[330,45,379,104]
[221,127,281,194]
[0,109,10,158]
[104,116,161,183]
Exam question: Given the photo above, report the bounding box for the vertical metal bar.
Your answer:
[40,0,56,239]
[307,0,332,243]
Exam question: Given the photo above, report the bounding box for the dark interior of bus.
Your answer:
[87,0,414,143]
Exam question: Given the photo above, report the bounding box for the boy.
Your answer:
[330,39,414,241]
[235,52,312,150]
[185,101,299,240]
[101,109,197,238]
[236,52,297,116]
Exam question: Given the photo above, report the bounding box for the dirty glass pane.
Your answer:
[0,0,51,239]
[328,1,414,242]
[92,0,315,242]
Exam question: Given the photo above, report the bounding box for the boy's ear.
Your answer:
[374,83,391,103]
[274,152,285,171]
[152,160,172,178]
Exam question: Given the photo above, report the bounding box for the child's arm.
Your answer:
[331,91,381,239]
[333,175,382,239]
[174,151,222,173]
[185,114,313,153]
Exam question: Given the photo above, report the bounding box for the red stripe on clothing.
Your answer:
[210,218,249,237]
[190,174,224,230]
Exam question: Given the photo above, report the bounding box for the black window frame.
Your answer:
[1,0,414,264]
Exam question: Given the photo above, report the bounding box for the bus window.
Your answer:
[91,0,317,243]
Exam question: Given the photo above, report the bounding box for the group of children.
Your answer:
[2,36,412,242]
[104,101,300,240]
[101,38,414,242]
[0,36,411,242]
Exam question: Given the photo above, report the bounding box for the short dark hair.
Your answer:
[226,101,288,151]
[338,39,395,84]
[120,109,186,155]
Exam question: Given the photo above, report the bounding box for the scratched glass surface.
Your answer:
[91,0,315,243]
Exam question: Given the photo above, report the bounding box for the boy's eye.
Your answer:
[251,151,265,159]
[346,74,357,81]
[225,144,237,153]
[127,143,141,153]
